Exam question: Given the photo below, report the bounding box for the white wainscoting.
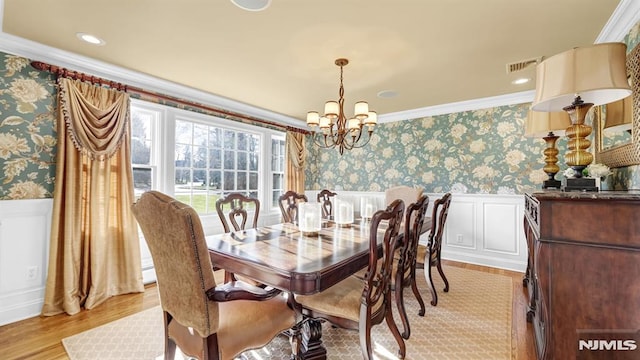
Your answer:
[0,199,53,326]
[0,192,525,326]
[306,190,527,272]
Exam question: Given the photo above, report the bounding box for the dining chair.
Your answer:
[418,192,453,306]
[278,190,308,223]
[132,191,295,360]
[295,199,406,360]
[384,185,423,217]
[394,194,429,339]
[215,192,262,283]
[316,189,337,218]
[215,192,260,233]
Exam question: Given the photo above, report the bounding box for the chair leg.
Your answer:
[394,283,411,340]
[410,275,426,316]
[384,305,406,359]
[163,312,176,360]
[436,259,449,293]
[426,263,438,306]
[360,319,374,360]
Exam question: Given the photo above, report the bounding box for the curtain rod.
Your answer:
[30,61,309,135]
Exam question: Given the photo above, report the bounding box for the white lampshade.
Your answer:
[354,101,369,120]
[347,118,360,132]
[532,42,631,111]
[319,116,331,129]
[364,111,377,127]
[324,101,339,119]
[525,109,572,138]
[604,95,633,133]
[306,111,319,126]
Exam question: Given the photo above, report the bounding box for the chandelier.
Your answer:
[306,58,377,155]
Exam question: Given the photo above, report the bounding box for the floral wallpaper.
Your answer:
[0,54,57,199]
[1,18,639,199]
[305,103,565,194]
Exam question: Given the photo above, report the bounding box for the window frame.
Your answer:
[130,98,286,232]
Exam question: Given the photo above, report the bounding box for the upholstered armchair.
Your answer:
[132,191,295,360]
[278,190,308,223]
[295,200,406,359]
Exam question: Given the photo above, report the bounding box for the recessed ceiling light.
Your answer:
[230,0,271,11]
[76,32,106,46]
[512,78,530,85]
[377,90,399,98]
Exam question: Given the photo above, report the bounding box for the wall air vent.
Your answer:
[506,57,543,74]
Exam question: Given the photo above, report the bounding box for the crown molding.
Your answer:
[378,91,535,123]
[596,0,640,43]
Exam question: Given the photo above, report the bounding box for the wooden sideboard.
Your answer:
[523,191,640,359]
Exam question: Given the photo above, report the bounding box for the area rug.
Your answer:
[62,266,513,360]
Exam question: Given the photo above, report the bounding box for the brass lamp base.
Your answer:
[562,177,597,192]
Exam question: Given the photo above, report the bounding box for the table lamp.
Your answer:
[525,109,572,189]
[531,42,631,191]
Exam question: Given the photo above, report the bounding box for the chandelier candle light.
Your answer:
[307,58,377,155]
[531,42,631,191]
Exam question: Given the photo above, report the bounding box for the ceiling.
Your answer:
[0,0,629,127]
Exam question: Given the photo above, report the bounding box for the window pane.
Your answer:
[175,144,192,167]
[224,150,235,169]
[237,172,247,190]
[249,153,259,171]
[209,127,222,148]
[133,167,152,192]
[193,169,206,186]
[224,171,235,190]
[193,145,207,168]
[272,190,282,208]
[175,168,190,185]
[194,124,207,146]
[224,130,236,150]
[209,170,221,189]
[249,172,258,190]
[273,173,283,190]
[209,149,221,169]
[237,133,248,151]
[249,135,259,152]
[237,152,247,170]
[175,120,192,144]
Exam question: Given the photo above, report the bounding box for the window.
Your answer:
[174,120,260,214]
[271,137,285,208]
[130,105,160,198]
[129,99,284,223]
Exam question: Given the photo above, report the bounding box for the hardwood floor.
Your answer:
[0,260,536,360]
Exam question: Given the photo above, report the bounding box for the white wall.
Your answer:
[306,190,527,273]
[0,199,52,326]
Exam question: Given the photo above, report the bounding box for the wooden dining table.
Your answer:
[206,218,431,359]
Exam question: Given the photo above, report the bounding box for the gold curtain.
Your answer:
[285,131,306,193]
[42,78,144,316]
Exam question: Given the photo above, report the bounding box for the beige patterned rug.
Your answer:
[63,266,513,360]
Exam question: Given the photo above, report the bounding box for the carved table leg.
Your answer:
[289,318,326,360]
